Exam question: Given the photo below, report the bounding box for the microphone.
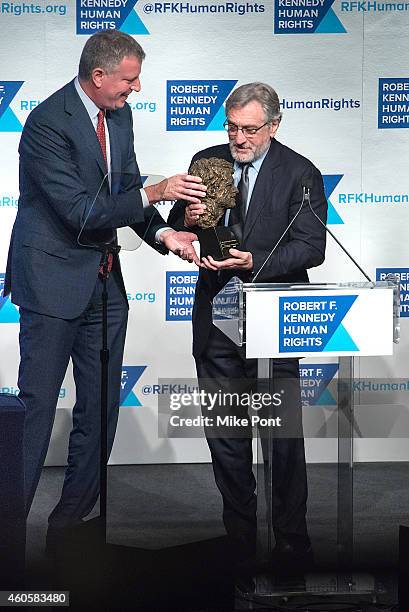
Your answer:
[302,176,314,193]
[302,176,373,283]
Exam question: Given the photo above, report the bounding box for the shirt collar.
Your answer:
[74,76,100,122]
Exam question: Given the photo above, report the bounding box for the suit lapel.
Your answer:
[243,139,281,241]
[63,80,107,176]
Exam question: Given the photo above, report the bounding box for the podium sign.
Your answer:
[212,279,399,359]
[246,287,393,358]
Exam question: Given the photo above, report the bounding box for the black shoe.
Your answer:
[235,574,256,596]
[233,552,257,596]
[45,519,102,559]
[45,523,78,559]
[270,541,314,575]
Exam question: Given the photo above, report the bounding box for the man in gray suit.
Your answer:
[4,30,205,541]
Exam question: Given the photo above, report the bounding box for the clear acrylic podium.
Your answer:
[212,277,400,600]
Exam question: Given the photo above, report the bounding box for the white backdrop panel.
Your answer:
[0,1,408,464]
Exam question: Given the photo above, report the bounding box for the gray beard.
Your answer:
[229,138,271,163]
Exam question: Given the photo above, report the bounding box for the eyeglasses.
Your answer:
[223,120,269,137]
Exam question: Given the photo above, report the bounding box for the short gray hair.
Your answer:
[225,82,282,124]
[78,30,145,80]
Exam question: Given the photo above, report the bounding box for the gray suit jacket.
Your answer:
[5,79,167,319]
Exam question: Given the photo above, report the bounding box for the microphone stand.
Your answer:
[94,244,121,544]
[252,182,373,284]
[304,186,373,283]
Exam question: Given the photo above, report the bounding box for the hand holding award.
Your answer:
[188,157,241,260]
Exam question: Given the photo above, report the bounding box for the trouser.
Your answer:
[18,270,128,527]
[195,325,309,558]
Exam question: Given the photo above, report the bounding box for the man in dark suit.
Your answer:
[168,82,327,573]
[4,30,205,539]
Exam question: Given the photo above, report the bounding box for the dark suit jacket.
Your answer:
[4,79,168,320]
[167,139,328,357]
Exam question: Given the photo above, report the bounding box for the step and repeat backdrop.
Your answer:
[0,0,408,465]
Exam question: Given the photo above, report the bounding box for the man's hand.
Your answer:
[145,174,206,205]
[184,202,207,227]
[201,249,253,272]
[160,229,201,265]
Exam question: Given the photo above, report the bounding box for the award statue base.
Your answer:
[198,226,239,261]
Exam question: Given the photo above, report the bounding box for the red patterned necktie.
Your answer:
[96,110,107,167]
[96,110,113,276]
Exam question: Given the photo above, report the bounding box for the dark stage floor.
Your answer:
[21,462,408,610]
